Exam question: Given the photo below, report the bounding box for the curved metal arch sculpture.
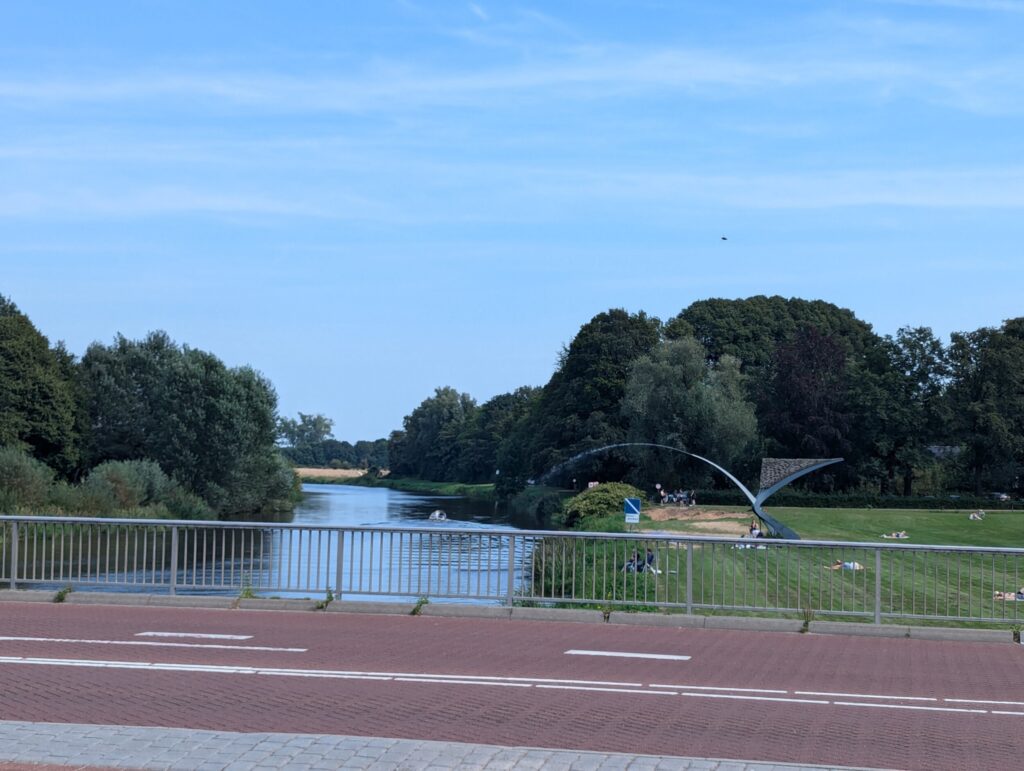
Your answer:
[540,442,841,540]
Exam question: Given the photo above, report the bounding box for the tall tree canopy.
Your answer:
[388,386,477,482]
[506,309,663,485]
[80,331,294,516]
[946,318,1024,494]
[0,295,82,475]
[622,337,759,487]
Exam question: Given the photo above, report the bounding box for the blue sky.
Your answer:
[2,1,1022,441]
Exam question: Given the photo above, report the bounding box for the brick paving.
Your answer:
[0,722,878,770]
[2,602,1020,769]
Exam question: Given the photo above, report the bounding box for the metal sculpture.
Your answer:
[539,442,841,539]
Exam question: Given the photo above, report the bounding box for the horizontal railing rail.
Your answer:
[2,515,1021,625]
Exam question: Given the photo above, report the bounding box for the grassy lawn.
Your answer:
[640,505,1023,548]
[530,504,1023,625]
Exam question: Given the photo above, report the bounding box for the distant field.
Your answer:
[295,467,366,480]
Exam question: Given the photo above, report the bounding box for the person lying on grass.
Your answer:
[993,588,1024,601]
[827,559,865,571]
[881,531,908,539]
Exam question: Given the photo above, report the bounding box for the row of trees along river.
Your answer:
[382,298,1024,508]
[4,292,1024,524]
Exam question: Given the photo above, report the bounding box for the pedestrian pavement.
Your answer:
[0,722,885,771]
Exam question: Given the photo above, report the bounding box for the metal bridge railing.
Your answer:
[1,516,1021,625]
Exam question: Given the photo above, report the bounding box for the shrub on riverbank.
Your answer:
[558,482,647,529]
[0,448,214,519]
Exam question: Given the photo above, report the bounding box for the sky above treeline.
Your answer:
[3,1,1023,441]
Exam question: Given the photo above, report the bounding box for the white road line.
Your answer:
[651,684,788,694]
[0,657,631,690]
[991,710,1024,717]
[679,692,829,705]
[833,701,986,714]
[565,649,691,661]
[0,636,305,653]
[537,685,676,696]
[945,698,1024,706]
[795,691,937,702]
[136,632,253,640]
[395,677,532,688]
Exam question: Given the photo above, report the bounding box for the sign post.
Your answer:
[624,497,641,529]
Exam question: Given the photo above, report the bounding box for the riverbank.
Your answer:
[330,474,496,502]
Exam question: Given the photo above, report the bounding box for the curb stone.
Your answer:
[0,591,1014,643]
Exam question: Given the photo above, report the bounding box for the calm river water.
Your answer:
[291,483,511,528]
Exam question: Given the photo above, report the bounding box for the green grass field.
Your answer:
[532,504,1023,626]
[639,505,1023,548]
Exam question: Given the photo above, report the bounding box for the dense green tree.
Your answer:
[761,327,855,488]
[504,309,662,488]
[865,328,949,495]
[277,413,335,451]
[0,295,81,475]
[456,387,539,483]
[946,319,1024,495]
[622,338,759,488]
[80,331,294,516]
[668,296,878,372]
[388,387,477,481]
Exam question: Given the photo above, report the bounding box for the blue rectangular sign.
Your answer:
[624,497,641,523]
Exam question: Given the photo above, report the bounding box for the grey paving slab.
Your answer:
[0,721,889,770]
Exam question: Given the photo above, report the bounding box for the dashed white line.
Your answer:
[565,649,691,661]
[796,691,937,702]
[651,684,787,694]
[537,685,676,696]
[136,632,253,640]
[0,636,305,653]
[834,701,986,714]
[679,692,830,706]
[945,698,1024,706]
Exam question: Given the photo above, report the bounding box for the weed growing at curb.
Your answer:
[238,574,256,600]
[411,596,429,615]
[800,606,815,633]
[52,585,73,603]
[315,587,335,611]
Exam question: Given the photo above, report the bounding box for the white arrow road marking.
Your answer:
[565,649,691,661]
[0,636,304,652]
[136,632,253,640]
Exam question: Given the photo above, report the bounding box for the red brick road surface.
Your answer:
[1,603,1021,770]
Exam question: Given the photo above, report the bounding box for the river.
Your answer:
[291,483,510,528]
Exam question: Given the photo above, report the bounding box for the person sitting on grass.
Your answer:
[969,510,986,521]
[827,559,865,571]
[994,588,1024,601]
[644,547,659,574]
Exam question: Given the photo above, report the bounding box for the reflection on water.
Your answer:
[291,483,511,528]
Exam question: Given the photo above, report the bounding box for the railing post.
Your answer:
[335,530,345,601]
[685,542,693,614]
[169,526,179,596]
[9,521,18,590]
[506,534,516,607]
[874,547,882,624]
